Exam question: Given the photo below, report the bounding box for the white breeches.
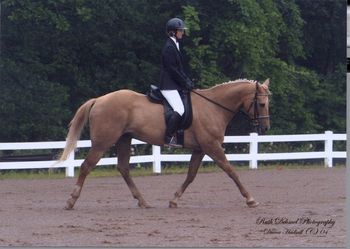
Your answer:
[160,90,185,116]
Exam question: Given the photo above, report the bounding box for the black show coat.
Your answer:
[159,38,191,90]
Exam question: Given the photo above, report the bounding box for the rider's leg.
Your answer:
[160,90,185,116]
[160,90,185,146]
[164,111,182,144]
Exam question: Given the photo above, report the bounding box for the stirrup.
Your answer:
[164,136,183,148]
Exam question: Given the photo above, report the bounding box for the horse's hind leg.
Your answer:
[65,146,105,210]
[169,150,204,208]
[116,134,151,208]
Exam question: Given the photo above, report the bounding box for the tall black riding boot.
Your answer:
[164,111,182,148]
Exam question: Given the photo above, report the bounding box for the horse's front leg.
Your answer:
[169,150,204,208]
[203,142,259,208]
[116,134,151,208]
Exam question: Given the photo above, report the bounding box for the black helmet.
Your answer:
[166,18,187,34]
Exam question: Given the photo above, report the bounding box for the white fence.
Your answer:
[0,131,346,177]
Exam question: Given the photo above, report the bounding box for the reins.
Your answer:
[191,82,270,132]
[191,90,237,115]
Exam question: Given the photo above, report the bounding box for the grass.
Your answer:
[0,164,228,180]
[0,163,345,180]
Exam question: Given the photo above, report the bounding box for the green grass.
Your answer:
[0,164,223,180]
[0,163,345,180]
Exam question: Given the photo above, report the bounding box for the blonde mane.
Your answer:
[210,78,259,89]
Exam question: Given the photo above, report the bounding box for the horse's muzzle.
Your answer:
[253,121,270,135]
[258,125,269,135]
[253,115,270,135]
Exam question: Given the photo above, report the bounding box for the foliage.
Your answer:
[0,0,346,142]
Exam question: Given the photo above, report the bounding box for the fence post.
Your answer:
[324,130,333,168]
[249,133,258,169]
[152,145,161,173]
[65,151,75,177]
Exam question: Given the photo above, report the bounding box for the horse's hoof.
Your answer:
[247,200,260,208]
[64,199,75,210]
[138,202,152,208]
[169,201,178,208]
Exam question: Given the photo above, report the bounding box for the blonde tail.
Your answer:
[59,99,96,161]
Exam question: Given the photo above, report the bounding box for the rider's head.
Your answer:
[166,18,187,40]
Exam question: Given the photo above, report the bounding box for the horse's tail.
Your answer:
[59,98,96,162]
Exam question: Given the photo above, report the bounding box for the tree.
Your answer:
[182,0,338,134]
[295,0,346,133]
[0,0,346,142]
[1,1,70,141]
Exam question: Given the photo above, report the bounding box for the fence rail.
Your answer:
[0,131,346,177]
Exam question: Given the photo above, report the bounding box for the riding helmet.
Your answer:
[166,18,187,34]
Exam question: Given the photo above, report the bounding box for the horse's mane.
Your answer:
[209,78,259,89]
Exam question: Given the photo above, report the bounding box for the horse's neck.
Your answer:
[204,82,254,112]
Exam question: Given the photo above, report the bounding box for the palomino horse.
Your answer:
[59,79,271,210]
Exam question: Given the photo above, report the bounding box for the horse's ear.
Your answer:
[262,78,270,87]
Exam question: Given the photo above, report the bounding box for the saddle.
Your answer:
[147,85,193,146]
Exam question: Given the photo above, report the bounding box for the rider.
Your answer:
[160,17,194,147]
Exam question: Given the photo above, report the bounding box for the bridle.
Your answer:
[191,81,270,133]
[242,82,270,133]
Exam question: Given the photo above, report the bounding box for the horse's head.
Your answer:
[241,79,271,135]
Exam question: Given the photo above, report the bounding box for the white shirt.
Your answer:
[170,36,180,51]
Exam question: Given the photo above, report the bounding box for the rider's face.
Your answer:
[176,29,185,40]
